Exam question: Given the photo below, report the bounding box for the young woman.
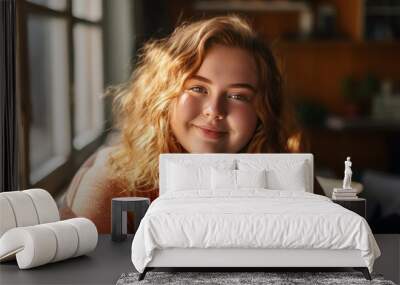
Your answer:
[60,15,321,233]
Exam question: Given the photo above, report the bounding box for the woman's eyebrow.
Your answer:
[191,75,257,93]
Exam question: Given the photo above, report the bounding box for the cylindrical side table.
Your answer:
[111,197,150,242]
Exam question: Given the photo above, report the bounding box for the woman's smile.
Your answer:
[194,124,228,140]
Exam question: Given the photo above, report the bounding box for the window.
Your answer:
[27,14,71,184]
[73,24,104,149]
[72,0,102,22]
[28,0,67,11]
[17,0,106,193]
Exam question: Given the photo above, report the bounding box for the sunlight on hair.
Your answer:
[287,132,302,153]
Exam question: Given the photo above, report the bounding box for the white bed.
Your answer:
[131,154,380,280]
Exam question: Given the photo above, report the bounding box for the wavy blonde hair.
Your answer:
[107,15,301,196]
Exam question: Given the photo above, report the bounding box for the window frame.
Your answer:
[16,0,108,195]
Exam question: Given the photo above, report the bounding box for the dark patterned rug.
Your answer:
[116,271,396,285]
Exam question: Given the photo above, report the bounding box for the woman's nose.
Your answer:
[202,93,226,120]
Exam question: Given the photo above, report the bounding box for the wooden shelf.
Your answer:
[278,39,400,48]
[324,118,400,133]
[193,0,310,12]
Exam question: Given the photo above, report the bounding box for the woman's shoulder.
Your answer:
[92,145,118,167]
[60,146,130,221]
[65,146,121,195]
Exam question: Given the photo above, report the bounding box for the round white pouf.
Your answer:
[0,218,98,269]
[0,192,39,227]
[0,196,17,237]
[64,218,98,257]
[23,189,60,224]
[42,221,79,262]
[0,225,57,269]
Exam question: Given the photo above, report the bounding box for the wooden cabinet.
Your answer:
[332,198,366,218]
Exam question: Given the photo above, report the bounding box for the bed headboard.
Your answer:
[159,153,314,195]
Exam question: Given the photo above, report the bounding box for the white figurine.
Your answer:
[343,156,352,190]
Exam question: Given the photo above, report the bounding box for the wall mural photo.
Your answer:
[60,15,307,233]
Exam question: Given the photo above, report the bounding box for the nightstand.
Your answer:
[111,197,150,242]
[332,198,366,218]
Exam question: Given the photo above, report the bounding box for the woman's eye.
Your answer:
[188,86,207,94]
[228,94,249,102]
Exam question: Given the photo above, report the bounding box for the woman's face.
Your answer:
[170,44,259,153]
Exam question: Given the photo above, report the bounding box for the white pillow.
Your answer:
[167,162,210,191]
[237,169,267,188]
[167,160,235,192]
[238,159,308,192]
[211,168,236,189]
[211,168,267,190]
[267,165,307,191]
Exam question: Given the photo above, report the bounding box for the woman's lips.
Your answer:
[195,125,227,139]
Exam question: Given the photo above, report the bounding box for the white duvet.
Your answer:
[131,190,380,273]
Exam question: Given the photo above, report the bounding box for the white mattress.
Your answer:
[131,190,380,273]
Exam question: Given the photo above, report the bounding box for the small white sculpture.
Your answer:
[343,157,352,190]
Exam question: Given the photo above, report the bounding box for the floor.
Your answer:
[0,235,398,284]
[0,235,134,285]
[373,234,400,284]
